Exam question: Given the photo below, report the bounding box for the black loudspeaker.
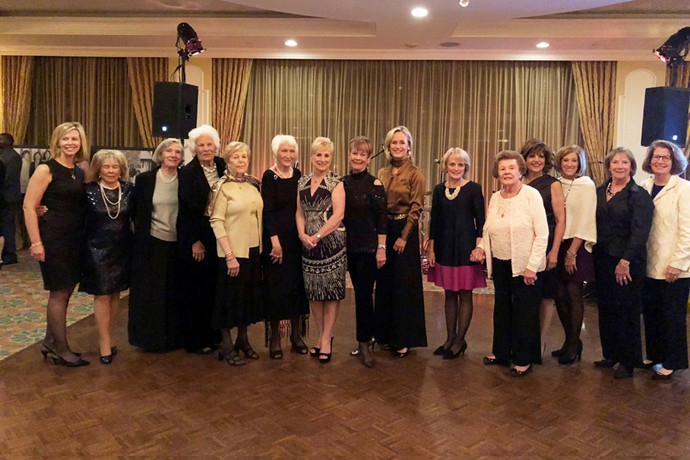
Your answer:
[641,86,690,147]
[152,82,198,139]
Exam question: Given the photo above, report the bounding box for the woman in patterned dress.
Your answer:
[296,137,346,364]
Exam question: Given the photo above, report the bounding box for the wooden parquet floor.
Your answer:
[1,290,689,458]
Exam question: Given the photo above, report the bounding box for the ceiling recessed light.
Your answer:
[411,7,428,18]
[285,39,297,47]
[536,42,550,49]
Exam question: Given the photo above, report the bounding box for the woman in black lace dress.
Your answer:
[23,122,90,367]
[80,150,134,364]
[261,135,309,359]
[296,137,346,364]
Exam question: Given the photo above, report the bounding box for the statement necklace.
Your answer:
[444,180,464,201]
[201,162,217,174]
[99,182,122,220]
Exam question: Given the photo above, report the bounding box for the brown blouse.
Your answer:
[377,160,426,241]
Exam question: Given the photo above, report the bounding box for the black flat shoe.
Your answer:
[613,365,633,379]
[443,342,467,360]
[483,355,509,366]
[594,358,617,368]
[100,354,113,365]
[433,345,447,356]
[393,347,410,359]
[510,365,532,377]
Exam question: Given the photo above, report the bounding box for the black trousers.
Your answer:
[643,277,690,370]
[1,201,19,262]
[348,251,377,343]
[491,258,542,366]
[593,252,643,368]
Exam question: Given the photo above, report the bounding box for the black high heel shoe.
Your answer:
[319,337,334,364]
[433,345,448,356]
[218,349,246,366]
[551,348,565,358]
[558,340,583,365]
[510,364,532,377]
[392,347,410,359]
[290,338,309,355]
[41,344,82,359]
[234,343,259,359]
[48,348,90,367]
[443,342,467,360]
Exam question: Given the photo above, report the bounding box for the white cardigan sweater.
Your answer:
[640,175,690,280]
[478,185,549,278]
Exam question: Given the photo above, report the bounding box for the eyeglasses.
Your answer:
[652,155,672,162]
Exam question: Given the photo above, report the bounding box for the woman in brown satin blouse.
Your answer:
[375,126,427,358]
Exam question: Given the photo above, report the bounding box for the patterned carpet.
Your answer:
[0,251,94,361]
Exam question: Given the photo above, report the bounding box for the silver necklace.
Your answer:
[99,182,122,220]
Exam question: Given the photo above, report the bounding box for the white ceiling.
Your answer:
[0,0,689,61]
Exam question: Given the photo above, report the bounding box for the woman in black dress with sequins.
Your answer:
[261,135,309,359]
[23,122,90,367]
[80,150,134,364]
[343,137,387,367]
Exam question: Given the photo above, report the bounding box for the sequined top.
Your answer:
[377,159,426,240]
[343,169,387,253]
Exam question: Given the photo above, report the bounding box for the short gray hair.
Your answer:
[152,138,182,165]
[271,134,298,157]
[187,125,221,155]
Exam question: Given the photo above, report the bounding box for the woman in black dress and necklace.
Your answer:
[24,122,90,367]
[427,148,485,359]
[128,138,185,352]
[178,125,225,354]
[261,134,309,359]
[343,136,387,368]
[80,150,134,364]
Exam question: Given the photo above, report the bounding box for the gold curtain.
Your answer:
[25,57,139,148]
[127,57,168,148]
[571,61,617,184]
[242,60,580,204]
[1,56,34,144]
[212,58,253,144]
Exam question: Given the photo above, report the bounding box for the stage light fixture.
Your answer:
[177,22,205,57]
[653,27,690,64]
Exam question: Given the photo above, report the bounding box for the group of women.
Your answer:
[22,121,689,380]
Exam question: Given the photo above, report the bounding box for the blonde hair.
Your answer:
[87,150,129,183]
[555,145,587,177]
[441,148,472,177]
[50,122,89,163]
[311,136,334,155]
[222,141,251,164]
[383,126,414,163]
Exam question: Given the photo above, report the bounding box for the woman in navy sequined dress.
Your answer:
[80,150,134,364]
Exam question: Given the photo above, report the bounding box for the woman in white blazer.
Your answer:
[640,140,690,380]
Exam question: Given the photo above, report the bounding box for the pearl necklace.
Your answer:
[444,180,464,200]
[273,165,293,179]
[99,182,122,220]
[201,162,217,174]
[158,169,178,184]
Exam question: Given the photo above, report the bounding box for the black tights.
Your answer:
[555,279,584,355]
[442,290,474,353]
[269,318,305,351]
[44,286,80,362]
[220,324,249,352]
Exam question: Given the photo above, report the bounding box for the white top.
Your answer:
[640,175,690,279]
[560,176,597,252]
[478,185,548,278]
[150,172,179,242]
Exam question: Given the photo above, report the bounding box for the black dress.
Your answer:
[526,174,558,297]
[261,168,309,322]
[39,159,85,291]
[177,156,224,352]
[298,172,347,301]
[79,181,134,295]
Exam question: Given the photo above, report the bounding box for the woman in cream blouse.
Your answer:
[209,142,263,367]
[471,150,548,377]
[640,140,690,380]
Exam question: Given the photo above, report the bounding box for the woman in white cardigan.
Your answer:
[640,140,690,380]
[551,145,597,365]
[471,150,548,377]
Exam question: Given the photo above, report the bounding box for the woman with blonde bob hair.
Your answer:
[427,148,486,359]
[296,136,346,363]
[375,126,427,358]
[640,140,690,380]
[24,122,91,367]
[80,150,134,364]
[209,141,264,366]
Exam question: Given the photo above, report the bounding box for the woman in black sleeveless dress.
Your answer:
[24,122,90,367]
[79,150,134,364]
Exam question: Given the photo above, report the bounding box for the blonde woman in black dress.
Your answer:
[24,122,90,367]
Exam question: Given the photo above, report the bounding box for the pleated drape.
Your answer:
[212,58,253,145]
[571,61,617,184]
[25,57,139,148]
[127,57,168,148]
[1,56,34,144]
[242,59,580,204]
